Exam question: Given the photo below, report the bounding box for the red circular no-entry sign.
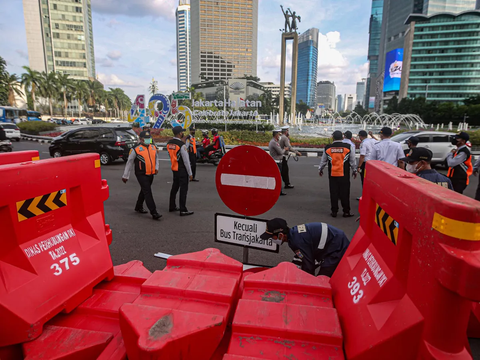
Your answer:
[215,145,282,216]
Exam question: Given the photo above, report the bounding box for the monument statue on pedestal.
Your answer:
[280,5,301,33]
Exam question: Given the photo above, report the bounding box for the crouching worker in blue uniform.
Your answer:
[260,218,350,277]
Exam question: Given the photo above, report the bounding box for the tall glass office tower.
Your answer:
[296,28,319,108]
[190,0,258,83]
[176,0,191,92]
[22,0,96,80]
[365,0,383,109]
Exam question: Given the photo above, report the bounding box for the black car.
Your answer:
[49,127,138,165]
[92,119,106,124]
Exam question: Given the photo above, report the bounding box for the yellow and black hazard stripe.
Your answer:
[375,204,399,245]
[16,190,67,222]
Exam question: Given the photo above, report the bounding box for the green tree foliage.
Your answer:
[354,104,367,117]
[296,100,309,116]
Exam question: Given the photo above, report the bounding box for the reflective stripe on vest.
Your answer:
[134,145,156,175]
[317,223,328,250]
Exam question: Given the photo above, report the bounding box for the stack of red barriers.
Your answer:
[2,153,480,360]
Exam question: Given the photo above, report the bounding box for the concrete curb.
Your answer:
[21,134,53,144]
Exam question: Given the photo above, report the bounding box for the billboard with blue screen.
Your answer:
[383,48,404,92]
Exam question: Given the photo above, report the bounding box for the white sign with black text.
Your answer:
[215,213,279,253]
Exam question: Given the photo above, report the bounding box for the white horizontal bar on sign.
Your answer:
[220,173,276,190]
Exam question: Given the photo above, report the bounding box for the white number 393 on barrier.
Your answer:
[51,253,80,276]
[347,276,364,304]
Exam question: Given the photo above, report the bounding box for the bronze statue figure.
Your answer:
[280,5,301,33]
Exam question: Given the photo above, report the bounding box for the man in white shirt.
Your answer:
[357,130,376,184]
[371,127,405,167]
[343,131,356,159]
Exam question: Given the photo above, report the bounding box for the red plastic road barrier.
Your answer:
[468,303,480,338]
[22,260,151,360]
[0,150,39,165]
[119,248,243,360]
[0,154,114,346]
[330,160,480,360]
[225,262,344,359]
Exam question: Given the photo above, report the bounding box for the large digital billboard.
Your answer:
[383,48,404,93]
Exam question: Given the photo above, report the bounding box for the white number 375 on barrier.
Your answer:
[51,253,80,276]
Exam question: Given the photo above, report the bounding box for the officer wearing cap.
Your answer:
[279,126,301,189]
[343,131,356,157]
[319,130,357,218]
[167,126,194,216]
[400,148,453,190]
[371,127,405,167]
[185,125,199,182]
[269,129,288,196]
[260,218,350,277]
[122,131,162,220]
[447,132,473,194]
[405,136,419,155]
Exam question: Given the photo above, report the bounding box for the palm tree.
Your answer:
[86,80,103,111]
[74,80,88,117]
[109,88,130,119]
[38,71,58,116]
[1,73,24,107]
[148,78,159,96]
[21,66,41,111]
[56,72,75,116]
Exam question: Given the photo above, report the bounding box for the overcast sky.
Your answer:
[1,0,371,100]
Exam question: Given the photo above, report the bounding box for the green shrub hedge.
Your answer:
[18,121,57,135]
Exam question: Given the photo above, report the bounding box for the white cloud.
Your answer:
[92,0,175,20]
[97,73,141,88]
[107,50,122,60]
[169,58,177,66]
[16,49,28,60]
[96,58,114,68]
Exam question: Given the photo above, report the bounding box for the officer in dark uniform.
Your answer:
[167,126,194,216]
[186,125,199,182]
[400,147,453,189]
[122,131,162,220]
[447,132,473,194]
[260,218,350,277]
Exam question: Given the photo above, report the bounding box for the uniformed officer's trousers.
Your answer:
[135,174,157,214]
[281,157,290,186]
[329,176,350,214]
[169,168,189,212]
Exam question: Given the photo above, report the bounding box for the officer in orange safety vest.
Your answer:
[447,131,473,194]
[319,130,357,218]
[122,131,162,220]
[167,126,194,216]
[185,125,199,182]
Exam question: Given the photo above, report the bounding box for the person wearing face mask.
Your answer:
[259,218,350,277]
[399,147,453,190]
[447,132,473,194]
[167,126,194,216]
[404,136,419,156]
[122,131,162,220]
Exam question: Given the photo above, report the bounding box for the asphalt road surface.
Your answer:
[7,140,480,357]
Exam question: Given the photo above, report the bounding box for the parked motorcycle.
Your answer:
[0,140,13,152]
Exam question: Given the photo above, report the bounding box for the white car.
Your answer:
[0,123,21,141]
[391,131,456,166]
[73,119,89,125]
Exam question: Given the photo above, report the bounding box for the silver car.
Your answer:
[391,131,456,166]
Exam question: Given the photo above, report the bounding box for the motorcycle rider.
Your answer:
[197,130,210,159]
[204,128,221,155]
